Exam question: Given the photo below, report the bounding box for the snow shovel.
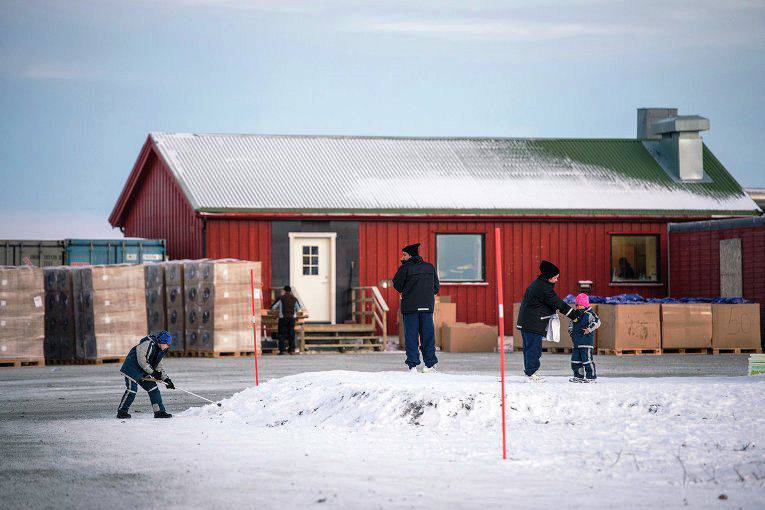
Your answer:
[143,378,222,407]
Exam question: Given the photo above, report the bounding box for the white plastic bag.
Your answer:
[545,314,561,343]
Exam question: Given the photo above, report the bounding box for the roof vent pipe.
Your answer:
[638,108,710,182]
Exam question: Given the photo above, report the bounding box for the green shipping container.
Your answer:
[0,239,166,267]
[0,240,66,267]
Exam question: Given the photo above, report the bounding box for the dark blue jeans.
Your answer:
[521,330,544,376]
[403,312,438,369]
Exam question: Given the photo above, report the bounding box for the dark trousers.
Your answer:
[521,330,544,376]
[403,312,438,368]
[118,376,165,413]
[571,344,596,379]
[278,317,296,353]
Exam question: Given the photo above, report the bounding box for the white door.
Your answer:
[289,234,335,323]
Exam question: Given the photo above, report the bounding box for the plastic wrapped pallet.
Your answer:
[0,266,45,363]
[72,264,147,360]
[163,261,186,353]
[711,303,761,351]
[184,259,262,355]
[144,263,166,334]
[661,303,712,350]
[43,267,76,361]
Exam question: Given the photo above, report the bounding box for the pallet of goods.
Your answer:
[43,267,76,361]
[711,303,761,354]
[0,266,45,368]
[596,303,662,356]
[183,259,262,357]
[144,263,167,335]
[163,260,186,354]
[660,303,713,354]
[70,264,146,363]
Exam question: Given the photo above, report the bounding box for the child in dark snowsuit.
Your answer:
[569,293,600,383]
[117,330,175,419]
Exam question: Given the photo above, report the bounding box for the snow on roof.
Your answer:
[149,133,760,216]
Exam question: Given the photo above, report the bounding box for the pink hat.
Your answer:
[575,293,590,307]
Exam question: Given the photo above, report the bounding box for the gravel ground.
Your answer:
[0,352,754,509]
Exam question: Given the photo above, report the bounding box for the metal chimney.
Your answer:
[638,108,710,182]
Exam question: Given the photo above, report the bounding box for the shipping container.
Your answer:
[65,239,166,266]
[0,239,166,267]
[1,240,66,267]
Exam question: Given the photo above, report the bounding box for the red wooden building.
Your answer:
[109,109,761,334]
[669,216,765,345]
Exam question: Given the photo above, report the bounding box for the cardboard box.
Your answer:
[661,304,712,349]
[512,303,523,350]
[711,303,761,350]
[443,322,498,352]
[596,304,661,352]
[0,266,45,361]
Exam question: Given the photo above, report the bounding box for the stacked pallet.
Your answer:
[43,267,76,361]
[164,261,186,353]
[71,264,146,362]
[184,260,262,356]
[0,266,45,367]
[144,263,167,334]
[660,304,713,353]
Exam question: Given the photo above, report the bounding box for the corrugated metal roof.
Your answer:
[149,133,760,216]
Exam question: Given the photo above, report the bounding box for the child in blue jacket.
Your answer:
[569,293,600,383]
[117,330,175,419]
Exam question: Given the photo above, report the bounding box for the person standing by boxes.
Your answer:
[393,243,440,373]
[569,293,600,383]
[516,260,579,381]
[271,285,301,355]
[117,330,175,419]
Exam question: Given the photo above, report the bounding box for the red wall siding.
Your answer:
[205,219,272,304]
[670,224,765,341]
[122,152,203,259]
[359,220,669,333]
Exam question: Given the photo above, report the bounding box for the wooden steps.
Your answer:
[0,358,45,368]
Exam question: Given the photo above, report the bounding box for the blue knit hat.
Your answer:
[156,330,173,345]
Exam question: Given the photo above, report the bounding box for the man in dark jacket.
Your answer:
[516,260,580,381]
[117,330,175,419]
[392,243,440,372]
[271,285,301,354]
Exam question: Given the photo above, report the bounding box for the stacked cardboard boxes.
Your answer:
[660,304,712,350]
[43,267,76,360]
[397,298,456,350]
[0,266,45,363]
[72,264,146,360]
[711,303,761,351]
[144,263,166,335]
[596,304,661,353]
[184,260,262,355]
[164,261,185,353]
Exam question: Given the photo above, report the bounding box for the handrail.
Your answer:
[351,286,388,339]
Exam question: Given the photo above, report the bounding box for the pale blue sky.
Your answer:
[1,0,763,238]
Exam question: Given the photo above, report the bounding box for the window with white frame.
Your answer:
[302,245,319,275]
[436,234,485,282]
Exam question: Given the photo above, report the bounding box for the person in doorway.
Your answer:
[569,293,600,383]
[516,260,580,381]
[271,285,301,355]
[117,330,175,419]
[392,243,440,373]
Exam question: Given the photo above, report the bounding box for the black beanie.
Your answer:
[402,243,420,257]
[539,260,560,279]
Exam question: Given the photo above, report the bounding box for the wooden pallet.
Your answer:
[712,348,762,355]
[185,350,256,358]
[46,356,125,365]
[598,349,663,356]
[0,358,45,368]
[302,323,384,352]
[542,347,572,354]
[661,347,711,354]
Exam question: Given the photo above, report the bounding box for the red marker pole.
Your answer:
[249,269,260,386]
[495,227,507,460]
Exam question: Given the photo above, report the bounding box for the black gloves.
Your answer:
[569,308,582,323]
[164,378,175,390]
[151,370,163,380]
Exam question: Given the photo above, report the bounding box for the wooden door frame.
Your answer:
[288,232,337,324]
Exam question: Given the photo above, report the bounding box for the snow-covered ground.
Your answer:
[32,370,765,509]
